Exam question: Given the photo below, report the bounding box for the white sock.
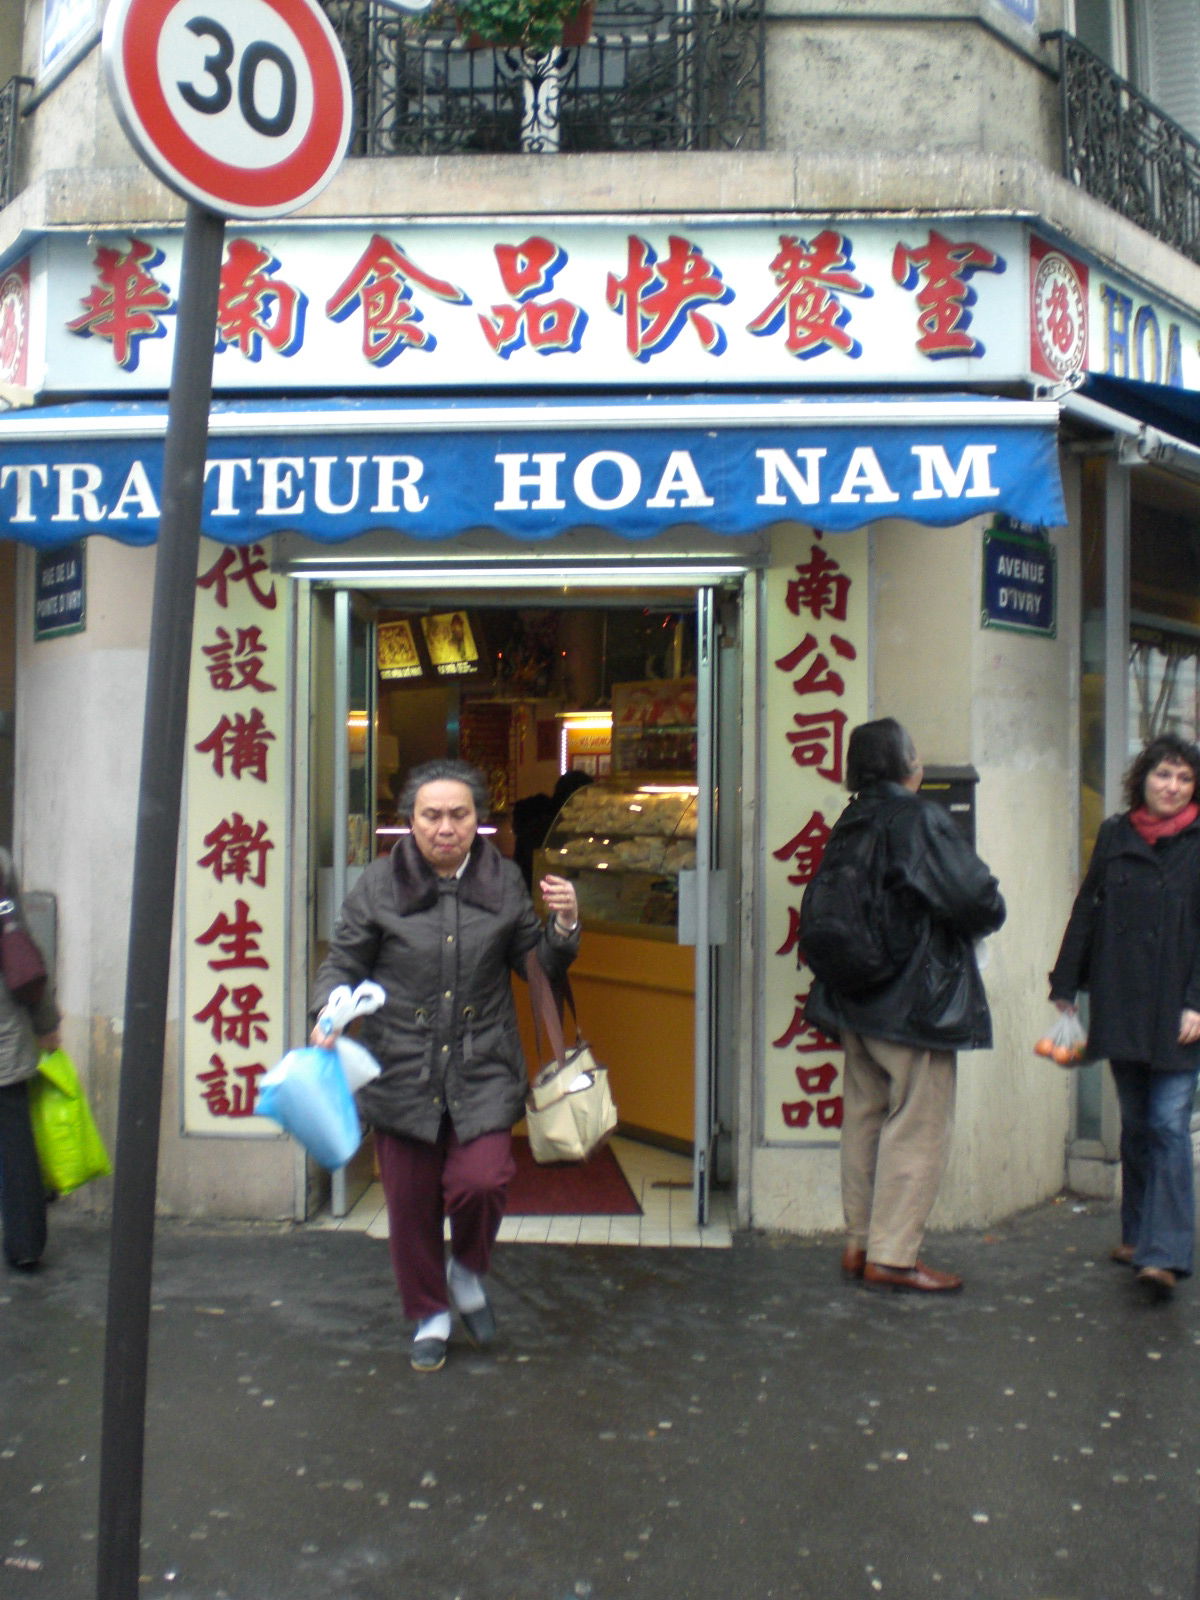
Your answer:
[447,1257,487,1313]
[415,1311,451,1343]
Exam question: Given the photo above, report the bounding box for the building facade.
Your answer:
[1,0,1199,1233]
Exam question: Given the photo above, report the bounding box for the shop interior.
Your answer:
[311,591,716,1216]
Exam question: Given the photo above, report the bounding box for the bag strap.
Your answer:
[524,949,568,1075]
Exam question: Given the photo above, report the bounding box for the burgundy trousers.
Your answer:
[374,1118,516,1322]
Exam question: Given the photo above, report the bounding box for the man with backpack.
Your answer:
[802,719,1006,1293]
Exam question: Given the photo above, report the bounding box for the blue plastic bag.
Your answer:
[255,1046,361,1170]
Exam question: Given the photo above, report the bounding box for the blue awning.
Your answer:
[0,393,1065,548]
[1080,374,1200,452]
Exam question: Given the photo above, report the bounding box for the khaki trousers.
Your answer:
[840,1030,956,1269]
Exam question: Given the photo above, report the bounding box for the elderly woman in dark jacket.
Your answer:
[1050,733,1200,1302]
[312,759,580,1371]
[805,719,1006,1295]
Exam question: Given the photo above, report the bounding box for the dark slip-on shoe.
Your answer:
[458,1301,498,1349]
[411,1337,448,1373]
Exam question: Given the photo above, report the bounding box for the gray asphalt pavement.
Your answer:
[2,1194,1199,1600]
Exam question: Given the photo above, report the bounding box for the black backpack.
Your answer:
[799,802,917,995]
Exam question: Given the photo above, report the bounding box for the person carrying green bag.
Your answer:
[0,846,61,1271]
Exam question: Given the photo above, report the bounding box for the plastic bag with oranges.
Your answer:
[1034,1009,1087,1067]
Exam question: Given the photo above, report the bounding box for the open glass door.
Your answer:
[680,587,726,1225]
[329,590,377,1217]
[305,569,745,1233]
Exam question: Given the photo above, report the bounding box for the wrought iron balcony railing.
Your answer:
[0,77,30,212]
[1047,30,1200,267]
[321,0,764,157]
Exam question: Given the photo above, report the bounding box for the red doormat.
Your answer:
[505,1136,642,1216]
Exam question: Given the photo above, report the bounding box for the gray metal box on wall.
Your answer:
[919,766,979,849]
[24,891,57,974]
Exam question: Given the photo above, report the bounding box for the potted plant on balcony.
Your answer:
[450,0,594,52]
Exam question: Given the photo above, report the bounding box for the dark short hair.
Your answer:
[845,717,918,791]
[1123,734,1200,811]
[552,770,593,807]
[397,759,491,821]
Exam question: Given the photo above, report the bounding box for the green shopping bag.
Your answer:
[27,1049,112,1195]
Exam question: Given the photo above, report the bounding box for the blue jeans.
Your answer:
[1111,1062,1199,1277]
[0,1078,47,1267]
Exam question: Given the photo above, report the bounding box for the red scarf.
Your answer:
[1129,801,1199,844]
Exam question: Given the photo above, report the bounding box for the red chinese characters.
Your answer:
[326,234,470,364]
[195,898,269,971]
[747,231,871,360]
[772,535,863,1134]
[606,235,733,361]
[197,813,274,888]
[195,546,278,612]
[63,226,1011,374]
[480,237,587,358]
[198,1055,267,1119]
[194,982,270,1048]
[189,543,282,1123]
[216,239,305,361]
[66,240,174,372]
[773,811,832,892]
[785,543,852,623]
[193,708,275,782]
[1044,278,1078,361]
[892,228,1005,359]
[202,626,277,694]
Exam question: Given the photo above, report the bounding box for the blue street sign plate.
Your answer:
[981,525,1055,638]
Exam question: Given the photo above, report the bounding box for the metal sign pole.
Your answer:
[95,201,226,1600]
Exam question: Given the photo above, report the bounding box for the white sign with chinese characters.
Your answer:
[23,221,1200,398]
[38,219,1029,392]
[182,540,288,1135]
[761,526,869,1145]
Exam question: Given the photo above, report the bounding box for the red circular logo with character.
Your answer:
[1033,250,1088,379]
[0,268,28,385]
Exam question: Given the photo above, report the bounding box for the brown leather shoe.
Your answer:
[863,1260,964,1293]
[1136,1266,1176,1302]
[841,1246,866,1280]
[1110,1243,1136,1265]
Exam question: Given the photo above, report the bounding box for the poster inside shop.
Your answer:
[181,541,289,1136]
[761,526,869,1144]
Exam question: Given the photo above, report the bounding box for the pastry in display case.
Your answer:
[535,780,698,938]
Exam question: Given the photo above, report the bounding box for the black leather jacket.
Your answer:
[804,783,1006,1052]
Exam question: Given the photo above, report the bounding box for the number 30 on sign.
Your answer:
[102,0,352,220]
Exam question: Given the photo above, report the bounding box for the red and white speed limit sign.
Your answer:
[102,0,351,219]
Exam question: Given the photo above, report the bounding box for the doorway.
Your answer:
[308,574,742,1233]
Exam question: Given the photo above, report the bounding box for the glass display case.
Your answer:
[535,779,698,938]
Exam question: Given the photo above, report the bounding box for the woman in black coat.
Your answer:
[312,759,580,1372]
[1049,733,1200,1302]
